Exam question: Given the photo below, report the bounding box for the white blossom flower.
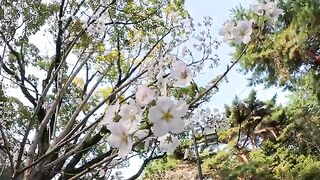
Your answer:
[206,47,213,54]
[158,134,180,153]
[98,169,105,177]
[135,85,155,106]
[149,96,188,137]
[107,122,133,157]
[134,129,149,139]
[100,102,119,125]
[134,129,151,151]
[163,54,176,65]
[196,44,203,52]
[181,46,188,57]
[231,20,253,44]
[264,1,284,20]
[170,61,193,87]
[100,0,111,6]
[91,14,99,21]
[87,24,97,35]
[252,0,283,20]
[252,4,265,16]
[119,99,142,133]
[218,20,235,40]
[185,118,196,130]
[96,20,106,34]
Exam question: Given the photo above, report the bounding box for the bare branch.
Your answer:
[127,153,167,180]
[68,153,117,180]
[25,53,92,170]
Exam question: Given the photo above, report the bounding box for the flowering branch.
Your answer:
[189,44,249,108]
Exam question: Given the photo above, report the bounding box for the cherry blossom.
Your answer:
[158,134,180,153]
[100,102,119,125]
[218,20,235,40]
[96,20,106,34]
[134,129,149,139]
[181,46,188,57]
[264,1,284,20]
[134,129,151,151]
[119,99,142,133]
[87,24,97,35]
[149,96,188,137]
[252,0,284,20]
[231,20,253,44]
[98,169,105,178]
[135,85,155,106]
[100,0,111,6]
[107,122,133,158]
[170,61,193,87]
[252,3,265,16]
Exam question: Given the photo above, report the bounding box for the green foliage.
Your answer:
[143,156,182,179]
[146,86,320,179]
[233,0,320,91]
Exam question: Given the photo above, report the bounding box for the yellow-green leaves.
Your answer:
[97,87,113,98]
[96,50,120,63]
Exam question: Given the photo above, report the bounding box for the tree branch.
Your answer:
[0,124,14,174]
[127,153,167,180]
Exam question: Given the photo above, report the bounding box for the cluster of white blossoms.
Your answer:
[186,108,229,135]
[118,99,143,133]
[100,57,193,157]
[83,12,109,36]
[219,20,253,44]
[219,1,283,44]
[252,0,284,21]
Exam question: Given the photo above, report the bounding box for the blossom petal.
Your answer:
[159,134,180,153]
[168,119,185,134]
[107,122,123,136]
[157,96,173,112]
[118,137,133,158]
[135,129,149,139]
[136,85,155,106]
[174,100,188,117]
[148,106,162,123]
[153,121,169,137]
[107,134,121,148]
[100,102,119,125]
[119,119,138,133]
